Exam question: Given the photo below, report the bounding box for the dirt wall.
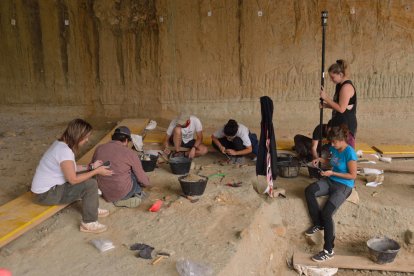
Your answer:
[1,0,414,132]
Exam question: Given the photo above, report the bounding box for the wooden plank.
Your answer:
[356,142,376,154]
[293,250,414,273]
[372,144,414,155]
[0,118,149,248]
[0,193,67,248]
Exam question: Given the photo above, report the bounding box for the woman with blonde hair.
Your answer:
[31,119,113,233]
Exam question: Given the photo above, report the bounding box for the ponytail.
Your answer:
[328,59,348,76]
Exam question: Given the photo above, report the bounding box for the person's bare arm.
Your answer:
[321,160,357,179]
[76,160,103,173]
[194,131,203,148]
[321,84,354,113]
[225,146,252,156]
[61,160,112,185]
[311,140,320,159]
[211,134,225,153]
[312,157,330,167]
[188,131,203,158]
[163,134,171,148]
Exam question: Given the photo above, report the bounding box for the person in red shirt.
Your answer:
[92,126,150,208]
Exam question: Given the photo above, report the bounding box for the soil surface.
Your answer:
[1,106,413,276]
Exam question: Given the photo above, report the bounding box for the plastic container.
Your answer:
[276,155,300,178]
[169,157,192,175]
[178,175,208,196]
[141,154,158,172]
[367,236,400,264]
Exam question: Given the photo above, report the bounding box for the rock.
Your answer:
[236,229,249,240]
[272,224,286,237]
[405,229,414,245]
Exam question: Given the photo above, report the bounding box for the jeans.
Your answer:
[34,179,99,223]
[305,178,352,252]
[294,134,330,162]
[121,173,142,200]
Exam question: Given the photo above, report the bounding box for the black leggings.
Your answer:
[305,178,352,252]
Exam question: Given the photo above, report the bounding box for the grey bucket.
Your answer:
[367,236,400,264]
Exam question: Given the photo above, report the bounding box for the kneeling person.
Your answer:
[212,119,258,158]
[92,126,150,208]
[163,113,208,158]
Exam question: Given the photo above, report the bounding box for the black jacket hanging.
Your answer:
[256,96,278,179]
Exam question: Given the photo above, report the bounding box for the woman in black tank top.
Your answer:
[320,60,357,148]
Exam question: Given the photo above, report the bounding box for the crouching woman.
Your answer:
[31,119,113,234]
[304,125,357,262]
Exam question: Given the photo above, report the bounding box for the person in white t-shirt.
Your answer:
[212,119,258,158]
[31,119,113,234]
[163,113,208,158]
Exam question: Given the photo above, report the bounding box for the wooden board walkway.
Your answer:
[293,250,414,273]
[0,119,149,248]
[371,144,414,155]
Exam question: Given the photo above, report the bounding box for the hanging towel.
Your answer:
[256,96,278,195]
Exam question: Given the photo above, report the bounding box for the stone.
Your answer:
[405,229,414,245]
[272,224,286,237]
[236,229,249,240]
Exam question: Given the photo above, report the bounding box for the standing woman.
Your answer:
[31,119,113,233]
[320,59,357,148]
[304,125,357,262]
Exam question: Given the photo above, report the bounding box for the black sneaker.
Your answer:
[305,225,324,236]
[311,249,334,262]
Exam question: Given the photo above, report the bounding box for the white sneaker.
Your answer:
[80,221,107,233]
[98,208,109,218]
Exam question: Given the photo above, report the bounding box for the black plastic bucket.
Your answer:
[169,157,192,175]
[276,155,300,178]
[141,154,158,172]
[367,237,400,264]
[178,175,208,196]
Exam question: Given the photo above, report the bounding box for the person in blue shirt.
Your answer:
[304,125,357,262]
